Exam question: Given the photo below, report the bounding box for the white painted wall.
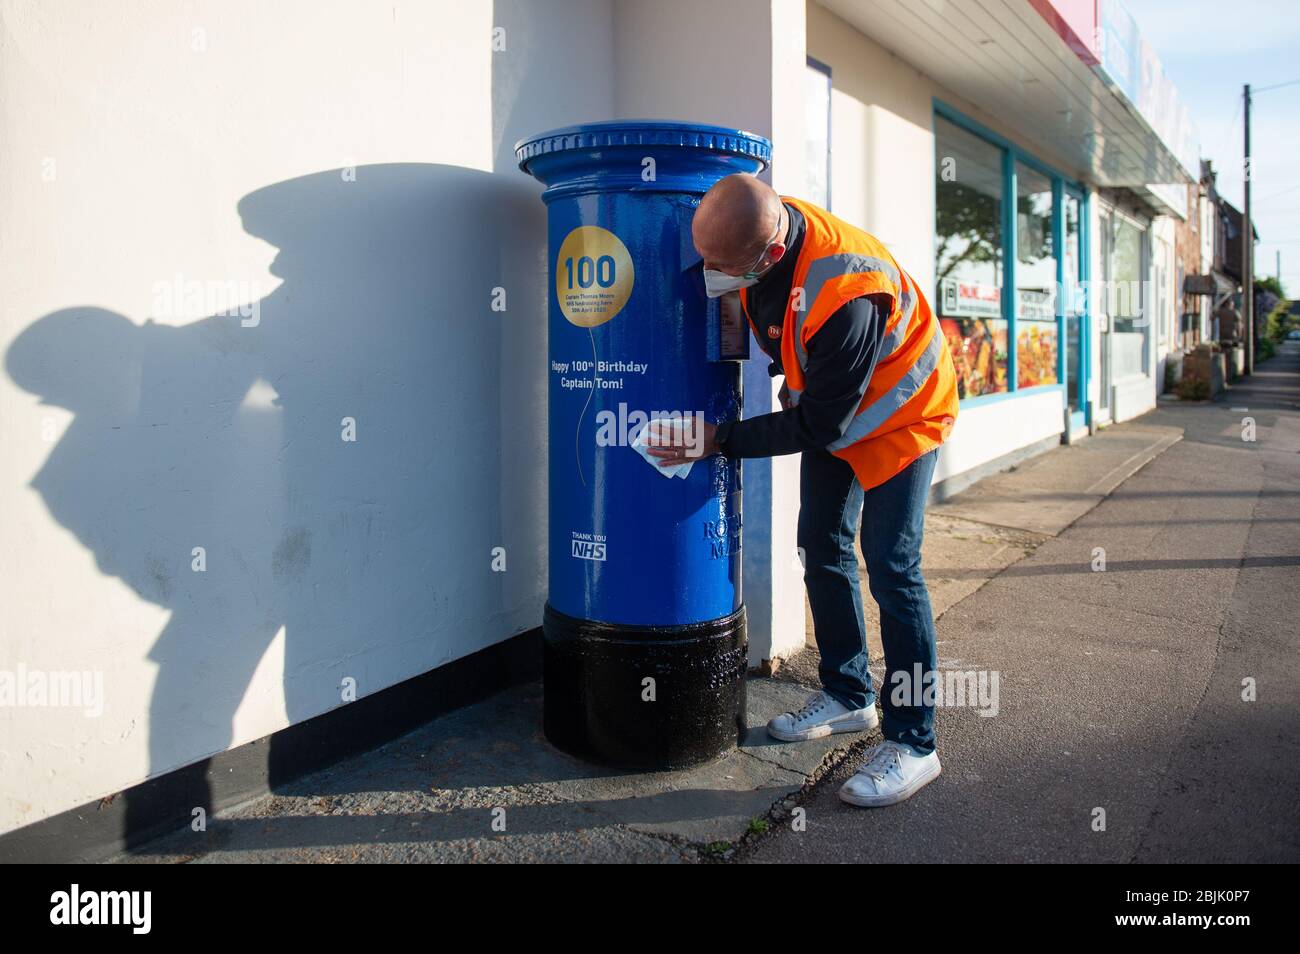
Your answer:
[613,0,809,666]
[931,389,1068,485]
[807,1,935,284]
[0,0,615,835]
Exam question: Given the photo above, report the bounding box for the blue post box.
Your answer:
[516,120,771,768]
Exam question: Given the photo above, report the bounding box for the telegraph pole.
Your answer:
[1243,83,1253,374]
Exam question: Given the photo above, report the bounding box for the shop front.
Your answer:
[1095,198,1158,423]
[808,0,1197,491]
[933,104,1091,442]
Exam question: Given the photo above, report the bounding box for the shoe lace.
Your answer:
[862,741,905,781]
[791,692,828,724]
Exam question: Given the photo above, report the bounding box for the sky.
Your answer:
[1126,0,1300,294]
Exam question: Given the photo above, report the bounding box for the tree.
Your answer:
[1255,275,1286,299]
[935,180,1001,284]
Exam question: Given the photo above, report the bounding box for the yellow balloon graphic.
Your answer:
[555,226,634,327]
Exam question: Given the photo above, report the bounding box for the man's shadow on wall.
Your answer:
[6,164,546,849]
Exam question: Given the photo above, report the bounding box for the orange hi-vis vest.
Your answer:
[740,197,959,492]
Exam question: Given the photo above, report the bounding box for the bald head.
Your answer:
[693,174,787,272]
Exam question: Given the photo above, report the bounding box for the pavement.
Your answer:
[751,341,1300,864]
[118,678,847,863]
[116,343,1300,864]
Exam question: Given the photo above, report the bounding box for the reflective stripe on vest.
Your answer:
[793,252,903,369]
[825,320,944,451]
[786,283,916,409]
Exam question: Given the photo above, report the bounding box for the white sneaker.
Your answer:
[838,740,942,807]
[767,690,879,742]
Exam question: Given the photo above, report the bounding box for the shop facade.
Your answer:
[806,0,1199,492]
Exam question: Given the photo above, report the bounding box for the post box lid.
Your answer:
[514,119,771,171]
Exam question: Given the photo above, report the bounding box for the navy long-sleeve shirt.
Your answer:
[715,203,889,458]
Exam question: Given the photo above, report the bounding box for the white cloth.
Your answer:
[630,418,698,480]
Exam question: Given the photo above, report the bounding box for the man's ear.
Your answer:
[768,243,787,263]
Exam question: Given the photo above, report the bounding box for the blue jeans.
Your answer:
[798,447,939,754]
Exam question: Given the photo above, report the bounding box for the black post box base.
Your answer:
[541,603,748,771]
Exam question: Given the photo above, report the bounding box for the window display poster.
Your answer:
[1016,320,1059,387]
[941,316,1008,398]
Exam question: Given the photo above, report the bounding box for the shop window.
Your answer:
[1111,216,1144,332]
[934,116,1007,398]
[1015,163,1058,387]
[1105,212,1148,381]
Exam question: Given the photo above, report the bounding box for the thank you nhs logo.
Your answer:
[571,530,607,561]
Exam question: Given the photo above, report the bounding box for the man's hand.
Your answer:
[779,381,793,409]
[644,418,720,467]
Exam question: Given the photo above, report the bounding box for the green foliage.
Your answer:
[1255,275,1287,299]
[1265,299,1295,342]
[935,180,1000,283]
[1176,375,1210,401]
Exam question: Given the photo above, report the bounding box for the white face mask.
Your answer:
[701,215,783,299]
[703,268,762,298]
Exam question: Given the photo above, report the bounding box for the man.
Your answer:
[647,174,959,808]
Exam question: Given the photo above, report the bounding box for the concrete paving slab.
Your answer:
[930,421,1183,536]
[801,513,1046,649]
[992,440,1261,629]
[114,674,865,862]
